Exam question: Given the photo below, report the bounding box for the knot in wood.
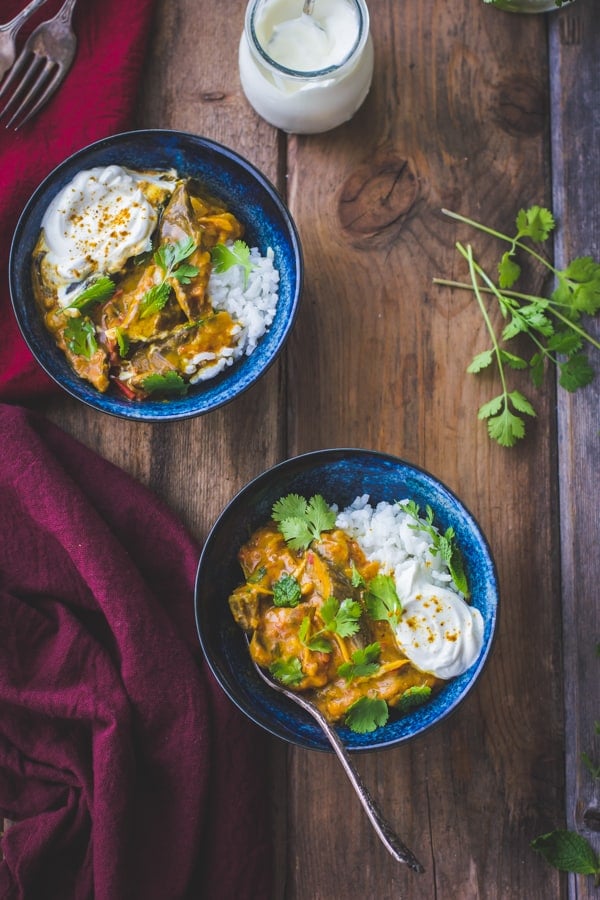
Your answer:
[493,78,546,137]
[337,154,418,242]
[583,807,600,832]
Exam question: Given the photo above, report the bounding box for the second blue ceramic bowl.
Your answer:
[9,129,302,421]
[195,449,499,752]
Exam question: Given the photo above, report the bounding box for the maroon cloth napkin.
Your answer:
[0,404,272,899]
[0,0,159,401]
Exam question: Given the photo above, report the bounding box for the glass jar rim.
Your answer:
[245,0,370,79]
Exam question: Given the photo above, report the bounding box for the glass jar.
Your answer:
[485,0,573,12]
[239,0,374,134]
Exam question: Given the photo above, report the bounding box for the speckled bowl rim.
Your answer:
[9,129,303,422]
[195,448,499,752]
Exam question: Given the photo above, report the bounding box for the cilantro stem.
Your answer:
[433,277,600,352]
[458,243,510,399]
[442,208,557,275]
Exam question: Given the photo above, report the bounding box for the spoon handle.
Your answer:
[300,695,425,873]
[302,0,316,15]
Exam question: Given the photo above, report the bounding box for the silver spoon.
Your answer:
[247,638,425,873]
[303,0,316,13]
[0,0,48,81]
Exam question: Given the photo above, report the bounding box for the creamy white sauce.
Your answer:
[40,165,176,301]
[257,0,359,72]
[393,585,484,680]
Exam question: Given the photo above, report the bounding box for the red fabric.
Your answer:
[0,0,158,402]
[0,404,272,899]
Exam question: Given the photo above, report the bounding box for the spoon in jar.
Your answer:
[0,0,48,81]
[246,637,425,873]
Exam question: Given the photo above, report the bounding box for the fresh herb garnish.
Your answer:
[211,240,254,287]
[270,656,304,687]
[247,566,267,584]
[400,501,469,597]
[395,684,432,714]
[298,596,362,654]
[65,275,115,312]
[435,206,600,447]
[115,327,129,358]
[272,573,302,607]
[140,236,199,319]
[531,831,600,885]
[345,696,389,734]
[350,562,366,587]
[338,643,381,683]
[271,494,337,551]
[298,616,333,653]
[142,371,188,396]
[64,317,98,359]
[365,574,403,630]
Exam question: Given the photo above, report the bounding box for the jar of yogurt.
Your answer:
[239,0,374,134]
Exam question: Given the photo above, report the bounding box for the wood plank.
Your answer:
[284,0,564,896]
[549,3,600,898]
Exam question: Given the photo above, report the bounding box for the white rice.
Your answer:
[335,494,458,599]
[189,244,279,383]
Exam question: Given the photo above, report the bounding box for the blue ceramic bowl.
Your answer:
[9,129,302,421]
[195,449,499,752]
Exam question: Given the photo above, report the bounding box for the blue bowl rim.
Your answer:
[195,447,499,752]
[9,128,303,422]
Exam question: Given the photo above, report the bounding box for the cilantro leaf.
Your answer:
[115,327,129,358]
[65,275,115,312]
[142,372,188,396]
[155,236,197,272]
[345,696,389,734]
[64,317,98,359]
[395,684,432,714]
[247,566,267,584]
[299,616,333,653]
[319,596,362,638]
[140,237,199,318]
[531,830,600,877]
[211,240,254,286]
[271,493,336,551]
[269,657,304,687]
[365,575,402,629]
[139,281,172,319]
[350,562,366,588]
[559,353,595,392]
[498,252,521,289]
[467,349,493,374]
[485,404,526,448]
[338,643,381,683]
[515,206,555,243]
[272,573,302,607]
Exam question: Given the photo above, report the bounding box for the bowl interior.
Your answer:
[9,129,302,421]
[195,448,498,752]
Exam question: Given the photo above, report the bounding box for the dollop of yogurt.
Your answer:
[394,585,484,680]
[40,165,175,296]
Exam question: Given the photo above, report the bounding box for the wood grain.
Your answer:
[39,0,599,896]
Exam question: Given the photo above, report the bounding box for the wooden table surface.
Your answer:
[42,0,599,896]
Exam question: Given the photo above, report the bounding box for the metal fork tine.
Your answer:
[0,49,34,103]
[10,63,61,129]
[0,55,43,118]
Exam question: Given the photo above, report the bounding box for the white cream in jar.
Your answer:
[239,0,374,134]
[40,165,176,303]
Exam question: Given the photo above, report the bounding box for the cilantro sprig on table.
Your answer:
[435,206,600,447]
[139,236,200,319]
[211,240,254,287]
[400,500,469,597]
[272,494,337,551]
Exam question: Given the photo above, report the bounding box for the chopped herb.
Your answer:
[395,684,432,713]
[65,317,98,359]
[435,206,600,446]
[211,240,254,286]
[319,596,362,638]
[365,574,403,630]
[247,566,267,584]
[115,327,129,358]
[140,236,199,318]
[531,831,600,884]
[345,696,389,734]
[270,656,304,687]
[272,573,302,607]
[272,493,337,552]
[142,371,188,396]
[298,616,333,653]
[65,275,115,312]
[400,501,469,597]
[350,562,366,587]
[338,643,381,682]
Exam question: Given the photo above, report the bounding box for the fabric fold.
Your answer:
[0,405,271,899]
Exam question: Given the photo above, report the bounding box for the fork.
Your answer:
[246,637,426,873]
[0,0,48,81]
[0,0,79,130]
